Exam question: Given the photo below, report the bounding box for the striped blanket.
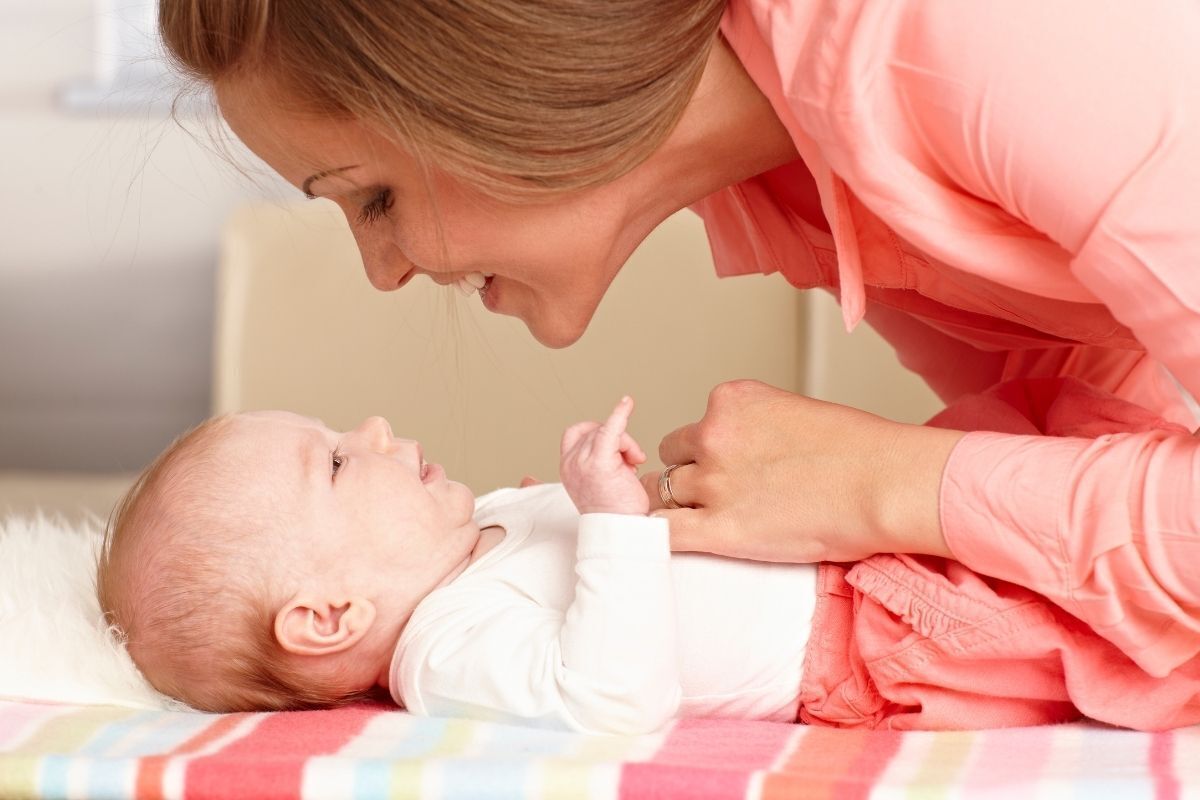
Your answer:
[1,701,1197,799]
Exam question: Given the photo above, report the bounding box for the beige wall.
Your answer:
[803,293,942,424]
[1,197,943,517]
[0,0,939,514]
[215,202,808,493]
[215,201,944,494]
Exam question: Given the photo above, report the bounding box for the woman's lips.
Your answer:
[480,275,497,310]
[396,268,418,290]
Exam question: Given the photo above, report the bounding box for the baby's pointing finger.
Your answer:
[597,396,634,446]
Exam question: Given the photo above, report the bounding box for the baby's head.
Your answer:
[98,411,480,712]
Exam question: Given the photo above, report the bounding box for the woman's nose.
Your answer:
[354,231,415,292]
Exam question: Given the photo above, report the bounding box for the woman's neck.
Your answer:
[635,34,800,220]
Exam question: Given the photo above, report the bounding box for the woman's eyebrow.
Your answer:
[302,165,361,198]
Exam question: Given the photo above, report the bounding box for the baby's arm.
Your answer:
[399,399,680,734]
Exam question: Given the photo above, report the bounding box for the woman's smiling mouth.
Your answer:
[454,272,494,297]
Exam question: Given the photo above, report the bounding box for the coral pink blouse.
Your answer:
[692,0,1200,677]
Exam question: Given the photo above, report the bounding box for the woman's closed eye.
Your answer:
[356,188,394,226]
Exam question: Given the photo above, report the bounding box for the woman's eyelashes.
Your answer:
[331,447,346,479]
[355,188,394,226]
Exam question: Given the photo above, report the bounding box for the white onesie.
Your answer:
[389,484,818,734]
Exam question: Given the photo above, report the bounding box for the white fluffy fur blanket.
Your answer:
[0,514,170,708]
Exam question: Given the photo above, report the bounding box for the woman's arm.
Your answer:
[652,380,961,563]
[884,0,1200,673]
[655,0,1200,673]
[941,424,1200,677]
[654,376,1200,677]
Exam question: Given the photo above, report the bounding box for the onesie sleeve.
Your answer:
[879,1,1200,675]
[397,514,680,734]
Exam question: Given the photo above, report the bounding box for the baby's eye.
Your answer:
[331,452,346,478]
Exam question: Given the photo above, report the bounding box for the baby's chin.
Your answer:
[445,479,479,519]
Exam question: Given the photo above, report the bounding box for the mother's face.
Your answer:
[217,80,664,348]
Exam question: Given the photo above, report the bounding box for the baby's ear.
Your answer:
[274,595,377,656]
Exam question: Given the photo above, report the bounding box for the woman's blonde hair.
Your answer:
[159,0,727,196]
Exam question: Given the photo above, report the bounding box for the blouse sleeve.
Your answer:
[885,1,1200,675]
[941,428,1200,677]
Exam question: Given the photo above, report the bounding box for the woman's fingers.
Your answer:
[658,422,700,467]
[642,463,701,510]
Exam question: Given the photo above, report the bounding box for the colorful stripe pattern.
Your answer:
[0,700,1197,799]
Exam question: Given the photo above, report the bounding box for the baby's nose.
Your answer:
[351,415,394,447]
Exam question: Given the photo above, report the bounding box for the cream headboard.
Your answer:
[213,202,806,493]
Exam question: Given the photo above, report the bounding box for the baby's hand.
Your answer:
[560,396,651,515]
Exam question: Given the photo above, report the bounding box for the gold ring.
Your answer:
[658,463,684,509]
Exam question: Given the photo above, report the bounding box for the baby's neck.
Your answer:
[375,525,505,693]
[469,525,506,565]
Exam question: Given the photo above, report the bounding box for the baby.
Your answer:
[98,398,817,732]
[99,392,1200,733]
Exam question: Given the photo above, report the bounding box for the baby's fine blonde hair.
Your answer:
[97,416,371,712]
[158,0,727,197]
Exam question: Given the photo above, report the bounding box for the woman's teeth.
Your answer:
[455,272,493,296]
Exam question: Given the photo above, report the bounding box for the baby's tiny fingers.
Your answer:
[561,421,600,455]
[619,432,646,466]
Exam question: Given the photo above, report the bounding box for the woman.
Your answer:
[159,0,1200,686]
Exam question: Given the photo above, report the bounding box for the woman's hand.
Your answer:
[644,380,963,563]
[561,396,651,515]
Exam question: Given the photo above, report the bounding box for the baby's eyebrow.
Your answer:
[298,432,321,485]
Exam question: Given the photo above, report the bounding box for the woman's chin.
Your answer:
[524,315,589,349]
[483,274,605,348]
[492,292,591,348]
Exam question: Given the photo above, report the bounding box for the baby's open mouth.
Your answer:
[420,461,445,484]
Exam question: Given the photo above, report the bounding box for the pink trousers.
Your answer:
[798,378,1200,731]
